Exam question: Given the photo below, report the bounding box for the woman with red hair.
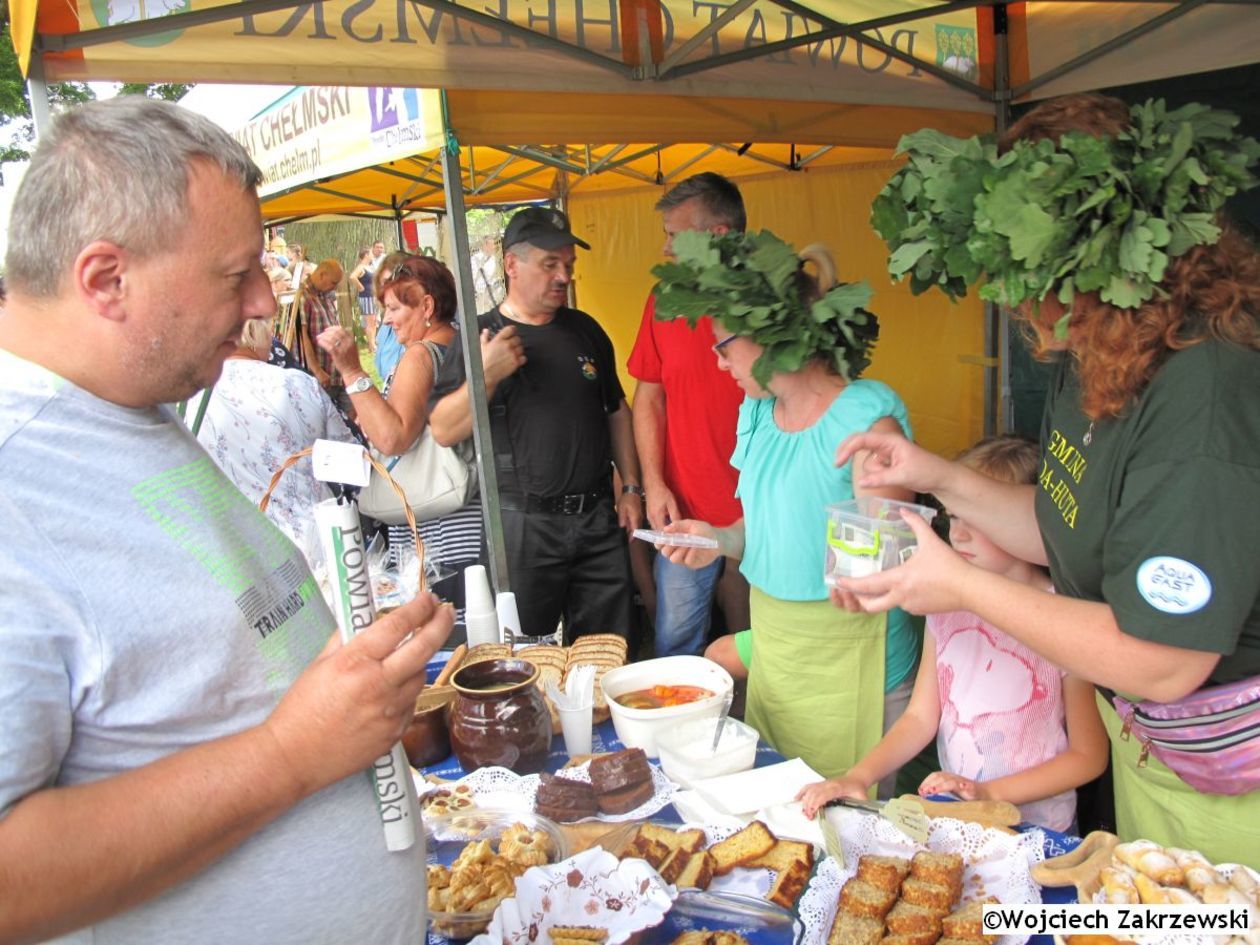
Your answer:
[318,255,483,624]
[836,93,1260,861]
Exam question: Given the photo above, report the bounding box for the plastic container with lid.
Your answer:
[824,496,938,584]
[655,715,760,789]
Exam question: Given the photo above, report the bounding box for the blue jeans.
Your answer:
[653,553,723,658]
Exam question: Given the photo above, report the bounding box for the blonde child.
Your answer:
[797,436,1108,831]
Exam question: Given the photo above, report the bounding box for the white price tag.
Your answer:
[312,439,371,487]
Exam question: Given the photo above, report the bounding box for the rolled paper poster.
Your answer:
[314,497,417,853]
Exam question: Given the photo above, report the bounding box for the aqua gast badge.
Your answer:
[1136,556,1212,615]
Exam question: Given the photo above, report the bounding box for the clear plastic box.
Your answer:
[655,715,759,789]
[824,497,938,584]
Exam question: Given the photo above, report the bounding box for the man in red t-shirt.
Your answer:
[627,173,750,657]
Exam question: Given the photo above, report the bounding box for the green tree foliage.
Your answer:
[118,82,192,102]
[0,23,93,163]
[1,21,190,163]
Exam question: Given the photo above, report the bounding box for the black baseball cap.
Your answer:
[502,206,591,252]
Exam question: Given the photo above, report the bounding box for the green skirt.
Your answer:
[745,586,887,780]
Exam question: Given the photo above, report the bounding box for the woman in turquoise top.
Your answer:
[658,242,919,790]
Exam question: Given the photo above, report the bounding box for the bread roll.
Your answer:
[1115,840,1185,887]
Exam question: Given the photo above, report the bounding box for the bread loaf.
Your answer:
[596,778,654,814]
[534,773,597,823]
[588,748,651,794]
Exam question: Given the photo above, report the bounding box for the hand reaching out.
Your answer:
[831,510,972,616]
[644,482,681,532]
[796,775,870,819]
[919,770,985,800]
[658,520,722,569]
[834,430,952,496]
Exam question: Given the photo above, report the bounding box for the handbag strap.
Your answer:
[381,340,445,474]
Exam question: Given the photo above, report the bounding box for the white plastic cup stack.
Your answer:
[463,565,499,646]
[496,592,522,644]
[547,664,595,757]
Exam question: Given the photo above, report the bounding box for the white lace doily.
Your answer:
[470,847,677,945]
[423,762,675,822]
[795,811,1045,945]
[1086,862,1260,945]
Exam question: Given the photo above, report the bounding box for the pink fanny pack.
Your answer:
[1113,675,1260,796]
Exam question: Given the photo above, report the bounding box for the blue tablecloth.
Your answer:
[419,657,1079,945]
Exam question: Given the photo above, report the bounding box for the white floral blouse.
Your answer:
[191,358,357,561]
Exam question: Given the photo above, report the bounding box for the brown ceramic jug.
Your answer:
[449,658,552,774]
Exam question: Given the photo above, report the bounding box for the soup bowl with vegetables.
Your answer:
[600,656,734,758]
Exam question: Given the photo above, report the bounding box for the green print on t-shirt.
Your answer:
[1039,428,1085,529]
[131,457,326,686]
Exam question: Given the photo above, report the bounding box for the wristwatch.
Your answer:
[346,375,373,395]
[621,484,645,498]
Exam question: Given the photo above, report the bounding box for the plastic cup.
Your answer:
[496,591,522,643]
[464,565,494,615]
[558,702,594,757]
[465,608,500,647]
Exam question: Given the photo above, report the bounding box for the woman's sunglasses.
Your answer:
[711,334,738,358]
[386,260,424,284]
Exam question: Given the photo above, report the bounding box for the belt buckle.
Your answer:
[560,493,584,515]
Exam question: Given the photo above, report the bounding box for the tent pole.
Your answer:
[989,3,1014,436]
[440,142,512,595]
[26,54,53,142]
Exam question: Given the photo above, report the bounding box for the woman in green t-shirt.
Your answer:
[833,93,1260,863]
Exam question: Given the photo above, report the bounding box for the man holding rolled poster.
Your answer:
[0,97,453,944]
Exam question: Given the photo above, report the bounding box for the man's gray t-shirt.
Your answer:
[0,352,424,944]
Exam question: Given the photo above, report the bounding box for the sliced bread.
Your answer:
[941,898,999,943]
[885,900,945,936]
[899,877,959,913]
[828,913,885,945]
[766,858,812,909]
[856,854,913,894]
[910,852,964,893]
[708,820,777,876]
[674,850,715,890]
[838,878,898,919]
[747,838,816,874]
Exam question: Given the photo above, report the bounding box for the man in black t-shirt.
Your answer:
[430,207,643,641]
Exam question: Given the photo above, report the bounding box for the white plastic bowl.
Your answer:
[655,715,759,788]
[600,656,734,758]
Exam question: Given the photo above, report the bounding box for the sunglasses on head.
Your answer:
[386,258,426,285]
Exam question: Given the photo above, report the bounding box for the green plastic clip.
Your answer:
[826,519,880,557]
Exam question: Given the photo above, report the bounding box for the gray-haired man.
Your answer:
[0,97,451,944]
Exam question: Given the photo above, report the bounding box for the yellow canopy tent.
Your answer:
[227,82,990,457]
[10,0,1256,587]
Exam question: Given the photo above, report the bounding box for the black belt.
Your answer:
[499,488,610,515]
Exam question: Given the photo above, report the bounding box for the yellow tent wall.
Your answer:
[568,159,985,459]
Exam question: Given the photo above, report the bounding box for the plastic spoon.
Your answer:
[710,691,735,753]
